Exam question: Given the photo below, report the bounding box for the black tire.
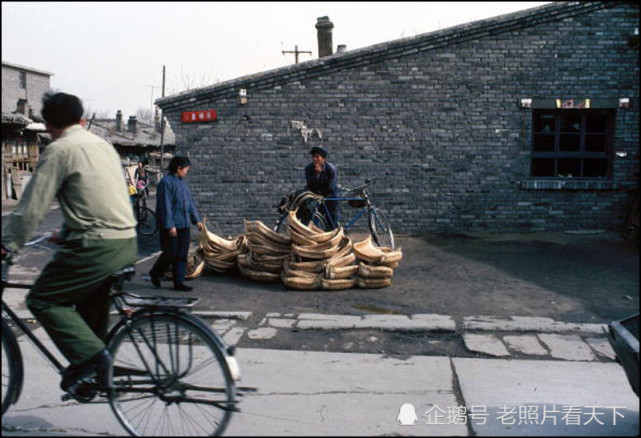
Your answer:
[310,208,331,232]
[274,211,289,234]
[2,319,23,416]
[368,207,395,249]
[136,207,157,236]
[107,313,236,436]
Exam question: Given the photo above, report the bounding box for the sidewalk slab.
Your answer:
[226,349,466,436]
[463,333,510,357]
[453,357,639,436]
[537,334,597,361]
[463,316,606,334]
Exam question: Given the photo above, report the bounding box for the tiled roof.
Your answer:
[1,112,32,126]
[87,118,175,147]
[156,1,615,110]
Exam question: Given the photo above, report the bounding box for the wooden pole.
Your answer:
[282,45,312,64]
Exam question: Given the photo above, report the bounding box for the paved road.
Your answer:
[2,198,639,435]
[1,327,638,436]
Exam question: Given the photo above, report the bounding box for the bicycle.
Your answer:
[275,178,395,249]
[2,234,243,436]
[132,182,157,236]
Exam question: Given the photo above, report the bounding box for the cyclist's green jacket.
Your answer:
[2,124,137,252]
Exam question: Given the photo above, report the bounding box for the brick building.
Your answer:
[2,61,53,117]
[156,2,639,236]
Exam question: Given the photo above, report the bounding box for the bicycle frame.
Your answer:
[2,284,67,373]
[313,197,371,231]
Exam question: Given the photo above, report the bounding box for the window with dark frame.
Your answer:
[19,71,26,89]
[531,109,614,178]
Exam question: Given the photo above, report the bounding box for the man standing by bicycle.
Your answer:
[1,91,138,395]
[305,145,342,228]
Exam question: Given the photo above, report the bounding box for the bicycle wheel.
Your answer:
[310,209,331,231]
[2,319,23,416]
[274,211,289,234]
[107,313,236,436]
[368,207,395,249]
[136,207,157,236]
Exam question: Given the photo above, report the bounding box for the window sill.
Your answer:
[519,179,622,190]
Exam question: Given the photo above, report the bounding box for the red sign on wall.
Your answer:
[181,110,217,123]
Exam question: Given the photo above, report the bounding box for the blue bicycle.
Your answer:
[276,178,395,249]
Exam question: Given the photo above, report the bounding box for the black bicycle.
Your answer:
[2,235,242,436]
[275,178,395,249]
[132,182,157,236]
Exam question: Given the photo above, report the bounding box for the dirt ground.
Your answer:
[134,230,639,325]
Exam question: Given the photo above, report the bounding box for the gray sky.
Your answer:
[2,1,549,119]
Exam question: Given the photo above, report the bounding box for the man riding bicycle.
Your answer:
[304,145,341,229]
[1,92,138,395]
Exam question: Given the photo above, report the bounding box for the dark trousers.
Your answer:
[27,237,138,365]
[150,228,191,285]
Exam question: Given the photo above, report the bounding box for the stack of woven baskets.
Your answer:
[199,221,247,273]
[280,209,359,290]
[237,220,292,282]
[353,235,403,288]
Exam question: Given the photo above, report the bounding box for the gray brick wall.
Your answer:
[2,64,52,116]
[160,2,639,236]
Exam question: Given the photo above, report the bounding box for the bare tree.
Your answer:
[83,105,110,120]
[165,67,220,95]
[135,107,154,123]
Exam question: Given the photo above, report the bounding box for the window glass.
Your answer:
[533,134,555,152]
[531,158,555,177]
[534,113,555,133]
[560,113,581,133]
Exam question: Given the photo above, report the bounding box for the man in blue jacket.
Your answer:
[149,156,203,291]
[305,146,341,229]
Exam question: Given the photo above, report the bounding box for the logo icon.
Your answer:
[397,403,418,426]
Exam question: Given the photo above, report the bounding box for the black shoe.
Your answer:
[61,349,113,393]
[149,271,161,288]
[173,283,193,291]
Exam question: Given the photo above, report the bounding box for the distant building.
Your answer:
[87,110,175,165]
[156,1,639,236]
[2,61,53,117]
[1,61,52,199]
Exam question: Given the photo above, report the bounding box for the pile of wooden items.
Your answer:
[237,220,292,282]
[180,211,403,289]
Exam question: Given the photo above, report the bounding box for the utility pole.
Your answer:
[282,45,312,64]
[145,84,160,120]
[159,65,166,174]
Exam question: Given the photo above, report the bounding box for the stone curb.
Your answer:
[293,313,456,332]
[463,315,607,334]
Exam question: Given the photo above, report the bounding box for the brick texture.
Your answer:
[158,2,639,236]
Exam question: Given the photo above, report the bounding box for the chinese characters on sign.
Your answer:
[411,404,627,426]
[181,110,217,123]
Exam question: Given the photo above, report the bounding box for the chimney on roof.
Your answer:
[116,110,122,132]
[128,115,137,135]
[316,16,334,58]
[154,108,161,133]
[17,99,28,116]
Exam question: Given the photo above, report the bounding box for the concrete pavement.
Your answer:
[1,327,638,436]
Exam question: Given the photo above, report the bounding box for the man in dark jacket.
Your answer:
[304,146,341,228]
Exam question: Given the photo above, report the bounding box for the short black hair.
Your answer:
[41,91,84,129]
[310,146,328,158]
[167,156,191,173]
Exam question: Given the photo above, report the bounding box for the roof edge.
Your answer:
[1,60,54,76]
[156,1,616,110]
